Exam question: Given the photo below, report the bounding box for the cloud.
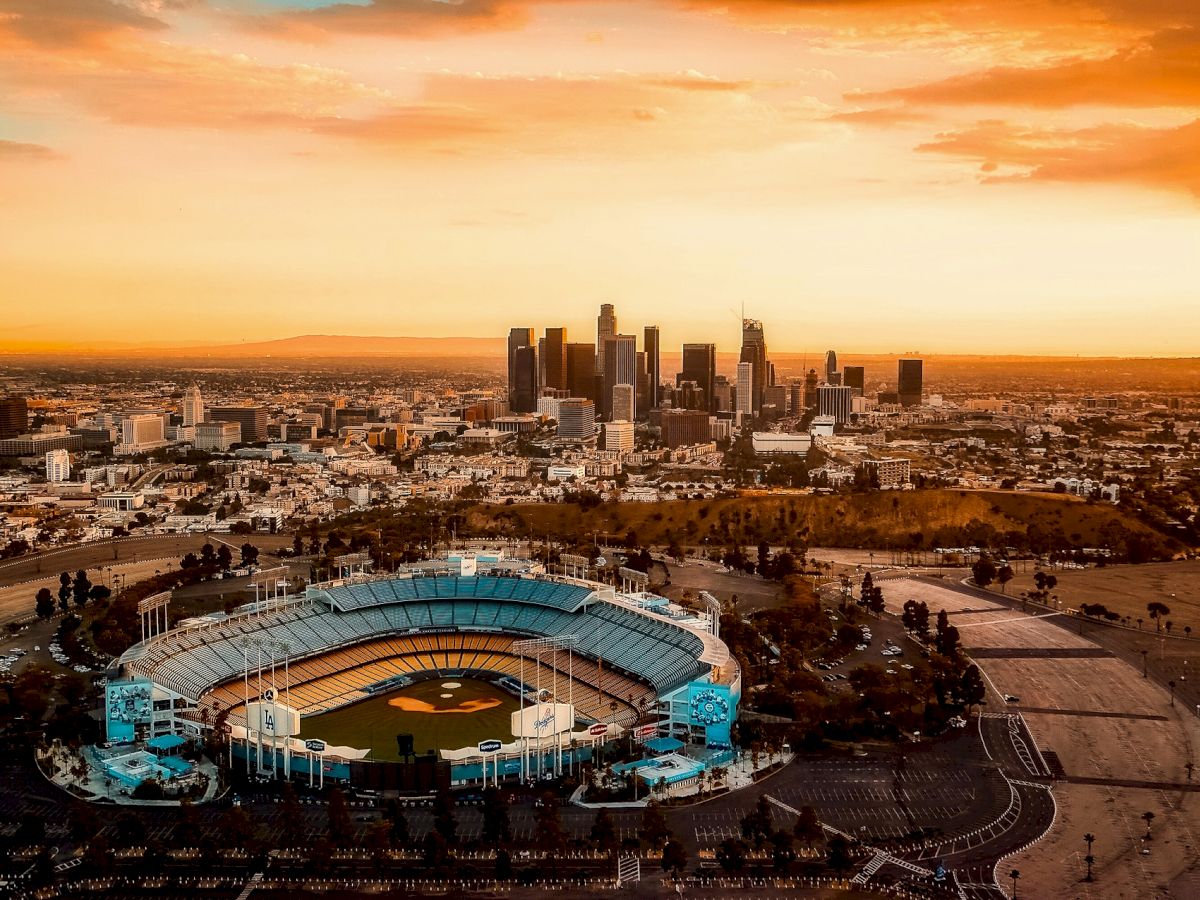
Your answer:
[0,0,171,47]
[829,106,930,126]
[869,27,1200,109]
[236,0,530,42]
[0,138,60,160]
[918,117,1200,196]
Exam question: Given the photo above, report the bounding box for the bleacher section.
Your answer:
[200,632,654,730]
[121,576,710,713]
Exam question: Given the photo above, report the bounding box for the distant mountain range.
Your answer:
[151,334,510,358]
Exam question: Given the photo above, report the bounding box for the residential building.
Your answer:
[861,457,911,489]
[45,448,71,482]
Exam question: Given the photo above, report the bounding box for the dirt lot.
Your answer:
[953,610,1097,651]
[898,578,1200,897]
[996,560,1200,636]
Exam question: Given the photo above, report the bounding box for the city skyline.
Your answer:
[1,0,1197,355]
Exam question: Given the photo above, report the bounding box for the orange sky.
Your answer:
[0,0,1197,355]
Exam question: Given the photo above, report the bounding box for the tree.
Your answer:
[590,807,617,853]
[770,830,796,871]
[35,587,55,619]
[69,569,92,608]
[826,834,852,873]
[661,840,688,877]
[740,794,773,848]
[793,805,822,849]
[326,787,354,846]
[385,800,410,845]
[58,571,72,611]
[867,584,886,617]
[715,838,748,873]
[1083,832,1095,881]
[241,543,260,567]
[432,790,458,845]
[972,556,997,588]
[960,665,986,713]
[481,787,511,844]
[1147,602,1170,632]
[639,799,671,851]
[216,545,233,571]
[89,584,111,603]
[1010,868,1021,898]
[180,552,199,571]
[997,564,1014,594]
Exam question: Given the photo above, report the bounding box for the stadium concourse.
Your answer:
[110,554,740,792]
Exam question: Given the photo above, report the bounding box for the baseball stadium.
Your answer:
[108,553,740,791]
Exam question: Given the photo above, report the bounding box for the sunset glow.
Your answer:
[1,0,1197,354]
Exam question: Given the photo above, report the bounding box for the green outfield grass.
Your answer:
[298,678,520,759]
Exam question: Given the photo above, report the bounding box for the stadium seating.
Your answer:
[123,575,709,716]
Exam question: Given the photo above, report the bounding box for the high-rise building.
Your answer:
[181,383,204,427]
[602,334,637,419]
[604,419,634,453]
[735,361,754,419]
[661,409,711,449]
[209,406,268,443]
[740,319,767,415]
[679,343,716,413]
[544,327,568,391]
[195,421,241,452]
[565,343,596,400]
[643,326,661,411]
[507,328,534,408]
[611,384,635,423]
[595,303,617,376]
[817,384,854,424]
[898,358,924,407]
[0,396,27,440]
[713,375,733,413]
[556,398,596,442]
[825,350,838,382]
[803,369,819,410]
[121,413,168,451]
[788,380,803,416]
[45,449,71,483]
[510,345,538,413]
[843,365,866,397]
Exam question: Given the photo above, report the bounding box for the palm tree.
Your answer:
[1169,680,1177,707]
[1142,811,1155,840]
[1083,833,1095,881]
[1186,625,1193,640]
[1009,868,1020,898]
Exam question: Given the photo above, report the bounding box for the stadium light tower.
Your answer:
[512,635,578,780]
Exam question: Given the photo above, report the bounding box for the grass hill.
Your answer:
[465,490,1182,561]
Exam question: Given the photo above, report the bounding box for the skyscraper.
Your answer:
[510,345,538,413]
[679,343,716,413]
[595,303,617,376]
[817,384,854,424]
[740,319,767,415]
[565,343,596,400]
[544,327,568,391]
[602,334,637,419]
[803,369,819,410]
[898,358,924,407]
[843,365,866,397]
[0,396,28,439]
[611,384,635,423]
[508,327,534,405]
[643,326,661,411]
[825,350,838,382]
[556,398,596,442]
[736,361,754,419]
[181,383,204,427]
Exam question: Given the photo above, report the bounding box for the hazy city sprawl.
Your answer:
[2,0,1198,896]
